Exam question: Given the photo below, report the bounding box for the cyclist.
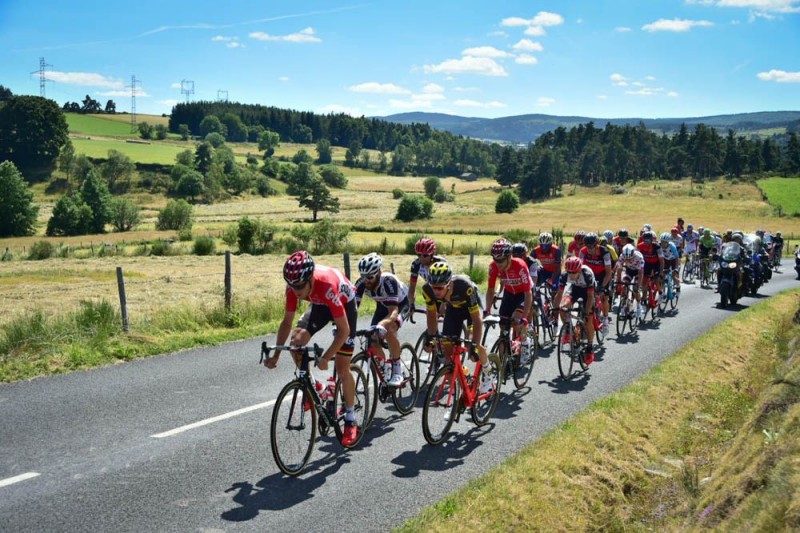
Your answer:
[772,231,784,265]
[637,230,665,295]
[612,228,635,257]
[638,224,653,244]
[579,232,613,334]
[683,224,699,270]
[670,226,684,257]
[531,232,562,291]
[567,230,585,258]
[265,251,361,447]
[676,217,685,234]
[354,252,410,387]
[486,239,534,363]
[659,232,681,297]
[553,256,597,365]
[408,237,445,314]
[600,231,619,268]
[421,261,493,393]
[616,243,646,319]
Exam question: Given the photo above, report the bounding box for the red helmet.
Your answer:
[283,250,315,285]
[574,230,585,242]
[414,237,436,255]
[565,256,582,273]
[490,238,512,259]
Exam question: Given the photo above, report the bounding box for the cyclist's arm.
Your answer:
[407,279,418,307]
[325,312,350,362]
[266,310,295,367]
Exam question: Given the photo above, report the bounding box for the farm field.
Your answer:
[757,176,800,216]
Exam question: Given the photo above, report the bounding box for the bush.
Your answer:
[395,195,434,222]
[150,240,172,256]
[237,217,276,255]
[178,228,193,241]
[254,175,277,197]
[433,187,454,203]
[221,224,238,247]
[156,199,193,231]
[318,165,348,189]
[392,188,405,199]
[463,264,487,285]
[193,236,216,256]
[404,233,425,254]
[423,176,441,199]
[28,240,54,260]
[205,132,225,148]
[610,186,626,195]
[505,228,534,244]
[495,189,520,213]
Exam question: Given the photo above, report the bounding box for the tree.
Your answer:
[101,149,135,192]
[220,113,248,142]
[156,199,193,230]
[178,124,191,141]
[0,161,39,237]
[318,165,348,188]
[81,95,101,113]
[298,176,340,221]
[495,189,520,214]
[57,138,77,184]
[194,142,213,175]
[154,124,168,140]
[176,169,205,202]
[316,138,332,164]
[0,95,69,182]
[785,132,800,174]
[81,169,112,233]
[495,146,520,186]
[423,176,441,199]
[109,198,141,232]
[287,162,315,195]
[395,194,434,222]
[292,149,313,165]
[0,84,12,102]
[258,129,280,156]
[138,122,154,140]
[292,124,313,143]
[205,132,225,148]
[104,100,116,114]
[199,115,227,138]
[46,193,92,236]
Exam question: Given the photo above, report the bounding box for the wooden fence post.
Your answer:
[224,251,232,312]
[469,251,474,271]
[116,266,129,333]
[343,252,351,280]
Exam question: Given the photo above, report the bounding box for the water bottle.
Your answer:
[384,360,393,381]
[321,376,336,401]
[511,339,521,355]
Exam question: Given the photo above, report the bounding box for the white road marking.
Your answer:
[0,472,40,488]
[150,400,276,438]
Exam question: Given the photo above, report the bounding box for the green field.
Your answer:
[757,177,800,216]
[66,113,139,137]
[70,137,189,164]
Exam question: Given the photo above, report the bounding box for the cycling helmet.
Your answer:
[584,232,598,246]
[538,232,553,245]
[565,256,582,273]
[643,224,652,232]
[358,252,383,278]
[428,261,452,286]
[671,226,680,233]
[642,232,654,243]
[660,232,671,243]
[415,237,436,255]
[703,228,711,237]
[491,238,512,259]
[732,232,744,244]
[284,250,315,285]
[603,230,614,242]
[574,230,585,241]
[600,237,608,246]
[687,224,693,231]
[618,228,629,239]
[511,242,528,257]
[621,243,636,259]
[776,230,782,236]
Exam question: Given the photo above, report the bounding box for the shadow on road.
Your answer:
[493,387,529,421]
[540,371,591,394]
[390,424,492,478]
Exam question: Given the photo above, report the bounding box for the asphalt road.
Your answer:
[1,268,798,532]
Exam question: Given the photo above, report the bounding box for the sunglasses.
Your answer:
[417,253,432,258]
[493,256,508,263]
[431,284,447,291]
[288,280,309,290]
[363,273,379,281]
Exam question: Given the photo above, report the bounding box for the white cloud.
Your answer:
[642,18,714,32]
[632,81,645,87]
[695,0,800,13]
[226,41,243,48]
[453,86,479,92]
[462,46,513,58]
[515,54,539,65]
[615,26,633,32]
[170,82,182,89]
[757,69,800,82]
[487,30,508,37]
[645,75,657,81]
[667,91,680,97]
[423,83,445,94]
[44,71,124,89]
[501,11,564,36]
[413,92,446,102]
[278,76,290,82]
[531,11,565,26]
[610,73,629,86]
[348,82,410,94]
[524,26,547,36]
[96,89,149,97]
[423,56,508,76]
[536,97,556,107]
[625,87,666,96]
[453,99,507,109]
[249,27,321,43]
[597,95,608,100]
[512,39,544,52]
[317,104,360,116]
[500,16,531,27]
[212,35,236,42]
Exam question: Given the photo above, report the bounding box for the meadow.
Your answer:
[757,176,800,216]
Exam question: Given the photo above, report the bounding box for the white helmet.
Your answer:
[603,230,614,241]
[358,252,383,277]
[660,232,671,243]
[621,244,636,260]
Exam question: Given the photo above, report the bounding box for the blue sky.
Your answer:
[1,0,798,120]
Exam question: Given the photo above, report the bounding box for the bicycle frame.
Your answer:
[429,335,488,414]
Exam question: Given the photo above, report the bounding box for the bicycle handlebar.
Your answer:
[260,342,324,366]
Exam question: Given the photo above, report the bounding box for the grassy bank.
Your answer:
[398,289,800,532]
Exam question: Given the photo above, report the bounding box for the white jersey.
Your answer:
[621,250,645,271]
[683,230,699,253]
[670,233,684,253]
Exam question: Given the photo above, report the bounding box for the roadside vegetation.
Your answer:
[398,289,800,532]
[758,176,800,217]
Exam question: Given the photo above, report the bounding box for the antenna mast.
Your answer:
[31,57,53,97]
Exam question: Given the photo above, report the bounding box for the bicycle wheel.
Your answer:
[415,330,436,389]
[391,343,420,415]
[658,280,669,314]
[615,297,627,336]
[270,381,316,476]
[350,351,379,428]
[670,284,680,309]
[594,312,606,346]
[472,354,502,425]
[332,365,369,449]
[511,337,535,389]
[422,365,459,445]
[557,324,576,380]
[682,259,694,283]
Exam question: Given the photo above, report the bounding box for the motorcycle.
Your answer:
[748,251,763,296]
[718,242,742,309]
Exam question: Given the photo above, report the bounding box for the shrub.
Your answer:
[156,200,193,231]
[319,165,348,188]
[610,186,626,195]
[423,176,441,199]
[193,236,216,256]
[505,228,533,244]
[495,189,520,214]
[221,224,238,247]
[255,175,277,197]
[395,195,434,222]
[28,240,54,260]
[74,300,119,338]
[392,188,405,199]
[237,216,276,255]
[404,233,425,254]
[150,240,172,256]
[463,264,487,285]
[178,228,193,241]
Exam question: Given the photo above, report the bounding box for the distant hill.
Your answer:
[380,111,800,144]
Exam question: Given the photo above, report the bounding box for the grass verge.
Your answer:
[397,289,800,532]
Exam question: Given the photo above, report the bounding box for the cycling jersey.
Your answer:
[670,234,684,255]
[355,272,409,309]
[660,242,680,261]
[488,257,532,295]
[683,230,699,253]
[637,242,664,264]
[531,244,562,273]
[522,256,540,285]
[421,275,481,313]
[285,265,355,318]
[621,250,645,272]
[558,265,596,289]
[567,240,582,257]
[604,244,619,262]
[579,245,612,280]
[409,254,446,283]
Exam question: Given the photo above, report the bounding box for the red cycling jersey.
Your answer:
[487,257,532,294]
[285,265,355,318]
[637,242,663,264]
[579,245,612,278]
[567,240,582,256]
[531,244,562,273]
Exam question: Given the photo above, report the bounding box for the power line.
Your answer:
[217,89,228,102]
[128,76,141,133]
[180,79,195,103]
[30,57,53,97]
